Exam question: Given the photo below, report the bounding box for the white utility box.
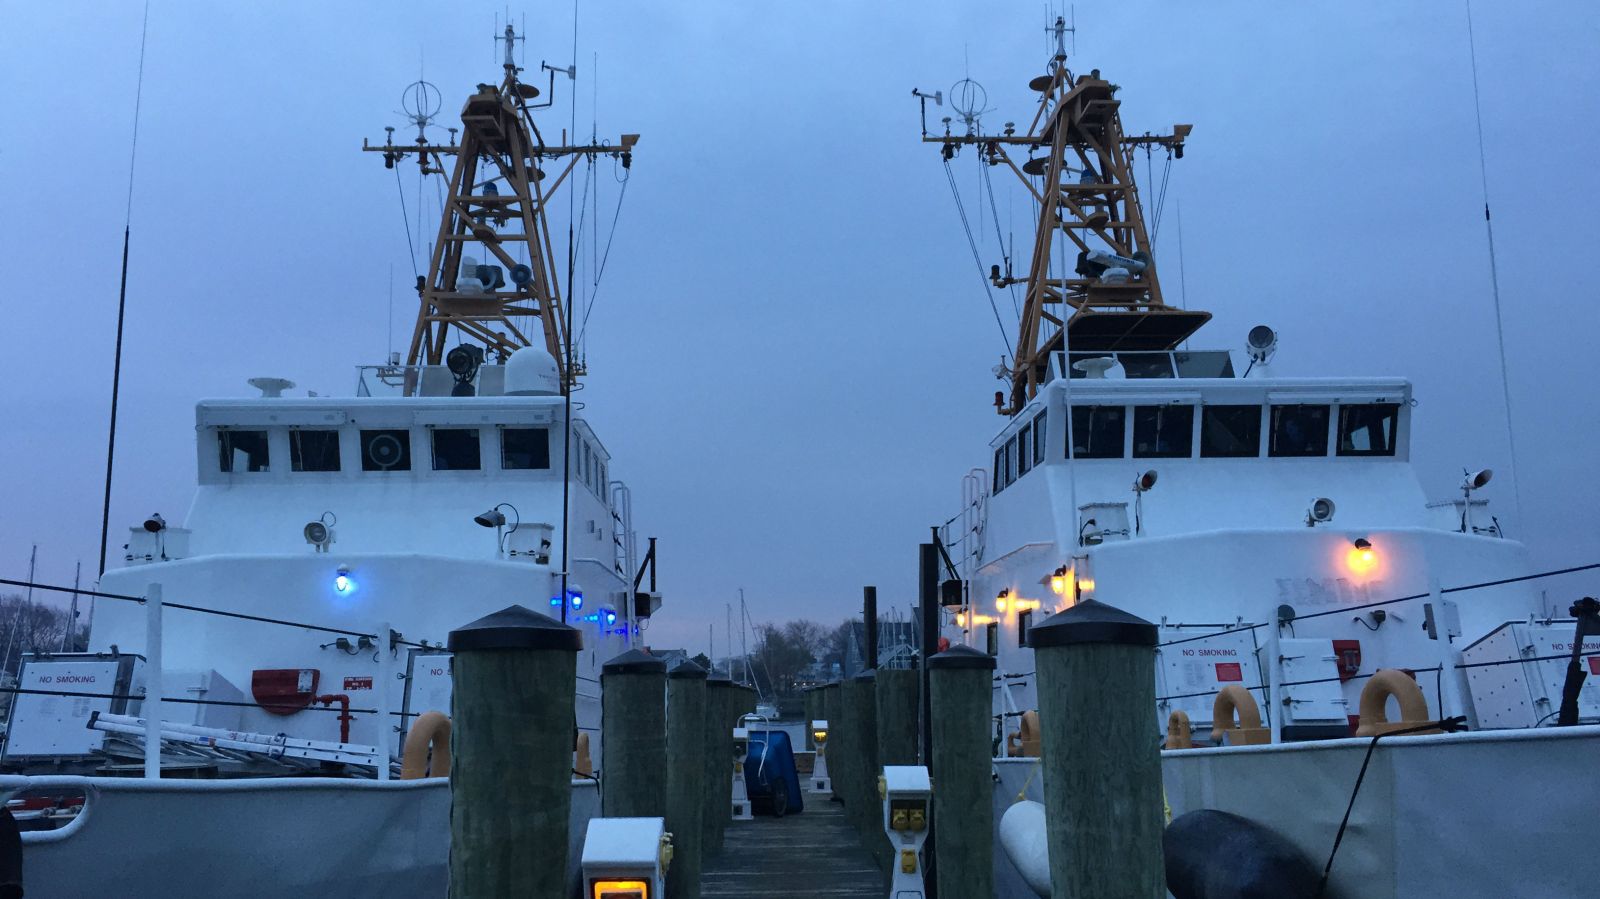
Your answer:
[1462,621,1600,728]
[4,653,145,758]
[581,816,668,899]
[1276,638,1351,723]
[163,669,246,730]
[1155,627,1262,730]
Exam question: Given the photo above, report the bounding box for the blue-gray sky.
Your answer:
[2,1,1597,652]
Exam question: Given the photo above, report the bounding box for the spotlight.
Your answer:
[474,509,507,528]
[304,511,336,552]
[142,514,167,533]
[1245,325,1278,363]
[1464,469,1493,491]
[1306,498,1336,527]
[1133,470,1159,492]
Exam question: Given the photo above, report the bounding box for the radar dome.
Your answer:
[504,347,560,396]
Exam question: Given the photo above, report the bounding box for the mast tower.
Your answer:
[923,18,1207,415]
[365,24,637,393]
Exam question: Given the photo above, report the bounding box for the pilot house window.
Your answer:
[289,430,340,472]
[431,428,481,471]
[360,429,411,472]
[1069,406,1125,459]
[1200,405,1262,458]
[1269,405,1330,457]
[1132,405,1194,458]
[501,427,550,470]
[218,430,270,473]
[1337,404,1399,457]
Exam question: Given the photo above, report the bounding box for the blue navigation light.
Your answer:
[549,597,563,607]
[605,610,617,625]
[334,565,353,595]
[569,590,584,610]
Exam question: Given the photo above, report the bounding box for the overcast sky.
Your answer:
[2,1,1596,654]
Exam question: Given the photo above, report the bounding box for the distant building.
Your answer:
[842,621,919,677]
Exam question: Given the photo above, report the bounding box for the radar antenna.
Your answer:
[918,26,1205,415]
[363,22,638,393]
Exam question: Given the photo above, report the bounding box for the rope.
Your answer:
[1315,716,1469,897]
[942,157,1015,357]
[1464,0,1525,528]
[0,577,435,649]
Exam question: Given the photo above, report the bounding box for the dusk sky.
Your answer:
[2,1,1596,654]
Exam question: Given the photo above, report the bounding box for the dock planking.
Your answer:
[701,799,882,898]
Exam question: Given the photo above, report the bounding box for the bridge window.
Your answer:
[1201,405,1262,458]
[360,429,411,471]
[431,428,481,471]
[1175,351,1235,379]
[289,429,340,472]
[1132,405,1194,458]
[1017,425,1032,476]
[218,429,270,473]
[1069,406,1125,459]
[502,427,550,470]
[985,621,999,656]
[1018,609,1033,647]
[1118,353,1175,379]
[1269,405,1330,457]
[1338,403,1400,457]
[993,447,1003,494]
[1032,410,1047,464]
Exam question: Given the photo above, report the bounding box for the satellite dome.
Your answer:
[503,347,560,396]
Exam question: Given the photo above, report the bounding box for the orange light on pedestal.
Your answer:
[593,880,648,899]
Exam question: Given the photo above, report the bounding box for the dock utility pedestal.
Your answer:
[880,765,932,898]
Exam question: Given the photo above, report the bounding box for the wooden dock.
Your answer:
[701,799,882,898]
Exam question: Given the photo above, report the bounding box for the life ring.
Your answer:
[400,710,451,779]
[1355,669,1438,737]
[1210,685,1270,746]
[1165,710,1194,749]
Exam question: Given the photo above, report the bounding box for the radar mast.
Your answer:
[365,23,637,393]
[922,17,1206,415]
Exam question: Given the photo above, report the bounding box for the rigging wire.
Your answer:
[1464,0,1525,528]
[98,0,152,578]
[978,156,1020,317]
[575,172,630,345]
[393,165,419,277]
[942,157,1015,358]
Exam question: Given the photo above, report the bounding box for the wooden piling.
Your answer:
[600,648,668,819]
[822,681,843,800]
[873,667,918,876]
[704,673,735,855]
[1029,599,1164,898]
[447,604,581,898]
[845,670,880,845]
[929,644,997,899]
[666,658,707,899]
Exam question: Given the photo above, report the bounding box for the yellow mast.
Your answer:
[364,24,637,394]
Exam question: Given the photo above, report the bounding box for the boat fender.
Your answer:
[1164,809,1318,899]
[998,800,1050,897]
[1211,685,1270,746]
[400,710,452,779]
[1165,709,1194,749]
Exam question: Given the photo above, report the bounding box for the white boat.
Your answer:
[1,24,657,898]
[920,20,1600,898]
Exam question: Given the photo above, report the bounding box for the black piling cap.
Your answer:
[667,657,708,679]
[928,643,997,670]
[853,668,877,683]
[602,648,668,675]
[1027,598,1157,648]
[448,604,582,653]
[706,671,735,688]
